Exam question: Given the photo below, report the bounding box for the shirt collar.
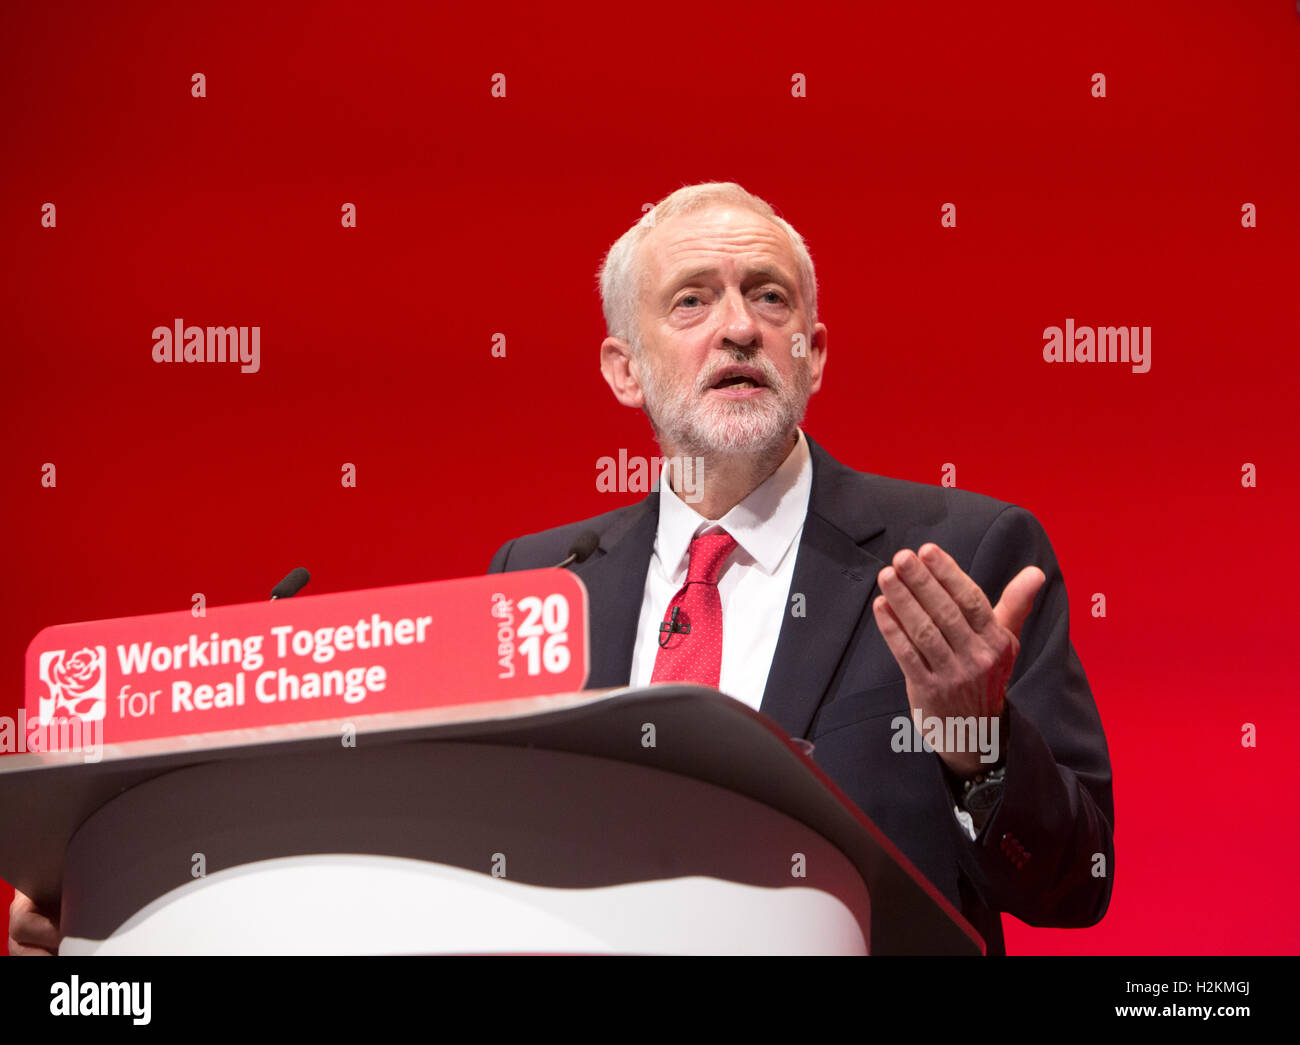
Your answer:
[656,428,812,579]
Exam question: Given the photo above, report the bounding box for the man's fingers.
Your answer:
[8,937,56,957]
[916,543,997,633]
[918,543,1044,642]
[873,595,931,679]
[890,548,976,654]
[993,566,1046,639]
[9,890,60,955]
[877,565,957,672]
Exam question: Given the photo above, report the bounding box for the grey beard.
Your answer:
[640,355,813,460]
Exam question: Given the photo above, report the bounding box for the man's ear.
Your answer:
[807,321,828,395]
[600,336,646,409]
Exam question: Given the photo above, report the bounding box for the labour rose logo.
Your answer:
[38,647,107,724]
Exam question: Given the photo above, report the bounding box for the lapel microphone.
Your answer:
[658,605,690,647]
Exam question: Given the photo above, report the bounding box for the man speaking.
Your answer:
[8,181,1113,957]
[488,181,1114,955]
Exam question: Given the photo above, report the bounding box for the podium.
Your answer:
[0,685,980,955]
[1,571,983,955]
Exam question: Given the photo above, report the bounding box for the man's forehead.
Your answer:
[642,207,796,287]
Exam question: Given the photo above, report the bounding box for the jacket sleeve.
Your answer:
[953,503,1115,928]
[488,539,515,574]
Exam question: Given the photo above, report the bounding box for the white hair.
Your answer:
[596,182,819,351]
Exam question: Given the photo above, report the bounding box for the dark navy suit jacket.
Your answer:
[488,433,1115,954]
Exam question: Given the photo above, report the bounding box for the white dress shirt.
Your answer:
[629,429,812,710]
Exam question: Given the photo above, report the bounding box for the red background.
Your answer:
[2,0,1296,954]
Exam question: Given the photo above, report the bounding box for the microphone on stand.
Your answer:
[270,567,311,600]
[553,531,599,569]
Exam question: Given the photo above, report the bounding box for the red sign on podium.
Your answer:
[21,569,589,749]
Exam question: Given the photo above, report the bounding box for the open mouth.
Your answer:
[709,367,768,392]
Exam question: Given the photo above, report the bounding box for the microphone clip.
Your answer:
[658,606,691,647]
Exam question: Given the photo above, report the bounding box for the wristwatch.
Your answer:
[959,765,1006,833]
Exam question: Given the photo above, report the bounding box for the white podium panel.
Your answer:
[65,856,867,955]
[57,741,871,955]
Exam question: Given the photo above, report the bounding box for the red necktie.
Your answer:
[650,531,737,688]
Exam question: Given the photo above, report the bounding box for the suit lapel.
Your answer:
[570,434,892,726]
[573,495,659,689]
[759,435,890,738]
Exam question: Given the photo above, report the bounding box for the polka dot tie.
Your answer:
[650,530,738,689]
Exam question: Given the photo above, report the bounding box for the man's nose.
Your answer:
[719,288,759,349]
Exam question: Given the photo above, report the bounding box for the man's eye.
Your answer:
[760,290,787,304]
[676,294,702,308]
